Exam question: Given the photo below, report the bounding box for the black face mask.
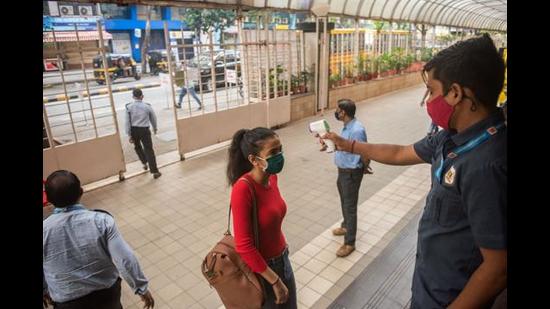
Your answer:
[335,111,341,121]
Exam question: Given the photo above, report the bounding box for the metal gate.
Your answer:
[161,20,292,157]
[43,22,126,184]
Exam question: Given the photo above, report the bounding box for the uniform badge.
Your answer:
[444,166,456,185]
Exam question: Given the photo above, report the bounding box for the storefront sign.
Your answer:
[43,16,101,31]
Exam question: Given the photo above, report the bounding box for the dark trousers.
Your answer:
[54,278,122,309]
[131,127,159,173]
[261,247,297,309]
[337,168,364,246]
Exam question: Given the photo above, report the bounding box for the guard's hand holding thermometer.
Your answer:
[309,120,336,153]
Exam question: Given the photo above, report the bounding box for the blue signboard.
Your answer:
[43,16,102,31]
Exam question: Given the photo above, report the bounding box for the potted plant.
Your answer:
[421,47,433,63]
[299,70,312,93]
[403,54,414,73]
[364,58,372,80]
[388,52,399,76]
[357,54,368,81]
[329,73,341,88]
[378,53,391,77]
[290,74,300,94]
[370,56,379,79]
[267,65,286,98]
[343,64,355,85]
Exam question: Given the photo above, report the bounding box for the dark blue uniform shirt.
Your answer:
[411,111,507,308]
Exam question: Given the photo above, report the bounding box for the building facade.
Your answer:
[43,1,190,69]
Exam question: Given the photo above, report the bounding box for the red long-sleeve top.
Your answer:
[231,173,287,273]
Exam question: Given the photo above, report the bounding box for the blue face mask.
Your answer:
[257,152,285,174]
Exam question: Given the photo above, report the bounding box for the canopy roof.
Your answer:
[73,0,507,31]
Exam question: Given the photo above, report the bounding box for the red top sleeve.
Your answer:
[230,179,267,273]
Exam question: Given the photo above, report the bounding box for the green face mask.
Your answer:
[257,152,285,174]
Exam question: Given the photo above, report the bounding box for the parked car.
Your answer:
[187,49,241,91]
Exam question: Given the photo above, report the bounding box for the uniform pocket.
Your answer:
[435,193,464,227]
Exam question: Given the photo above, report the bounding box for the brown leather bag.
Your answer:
[201,177,265,309]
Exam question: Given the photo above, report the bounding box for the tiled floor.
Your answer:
[45,83,433,308]
[328,199,425,309]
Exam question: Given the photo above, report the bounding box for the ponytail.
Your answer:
[226,127,277,186]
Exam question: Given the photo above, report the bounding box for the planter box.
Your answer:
[325,72,424,112]
[290,93,315,122]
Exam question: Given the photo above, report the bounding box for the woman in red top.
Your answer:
[227,127,297,309]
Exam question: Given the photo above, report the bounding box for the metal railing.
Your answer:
[43,21,120,147]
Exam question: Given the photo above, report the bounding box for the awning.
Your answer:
[43,31,113,43]
[86,0,505,31]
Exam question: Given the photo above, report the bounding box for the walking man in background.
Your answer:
[175,69,202,110]
[125,89,161,179]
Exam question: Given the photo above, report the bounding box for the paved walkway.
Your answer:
[45,83,432,308]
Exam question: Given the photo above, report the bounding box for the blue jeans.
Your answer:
[261,247,297,309]
[178,87,201,107]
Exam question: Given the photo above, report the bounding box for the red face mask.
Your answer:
[427,95,454,130]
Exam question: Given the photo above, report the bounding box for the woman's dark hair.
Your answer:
[45,170,82,208]
[422,33,505,111]
[226,127,277,186]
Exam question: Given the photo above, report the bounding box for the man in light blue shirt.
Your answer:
[329,99,369,258]
[125,89,161,179]
[43,170,155,309]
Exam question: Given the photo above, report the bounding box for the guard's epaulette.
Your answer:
[92,209,113,217]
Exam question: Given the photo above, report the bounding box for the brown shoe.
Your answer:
[332,227,347,236]
[336,245,355,257]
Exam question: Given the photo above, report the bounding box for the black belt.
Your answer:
[338,167,363,173]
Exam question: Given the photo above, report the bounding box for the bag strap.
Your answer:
[226,176,260,249]
[227,176,267,300]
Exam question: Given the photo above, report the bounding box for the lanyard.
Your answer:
[52,204,86,214]
[435,122,505,183]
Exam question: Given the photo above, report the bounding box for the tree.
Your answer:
[415,24,429,49]
[183,8,236,45]
[140,5,152,73]
[373,21,385,55]
[396,22,408,30]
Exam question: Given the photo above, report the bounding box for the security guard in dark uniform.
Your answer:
[323,34,506,308]
[125,89,161,179]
